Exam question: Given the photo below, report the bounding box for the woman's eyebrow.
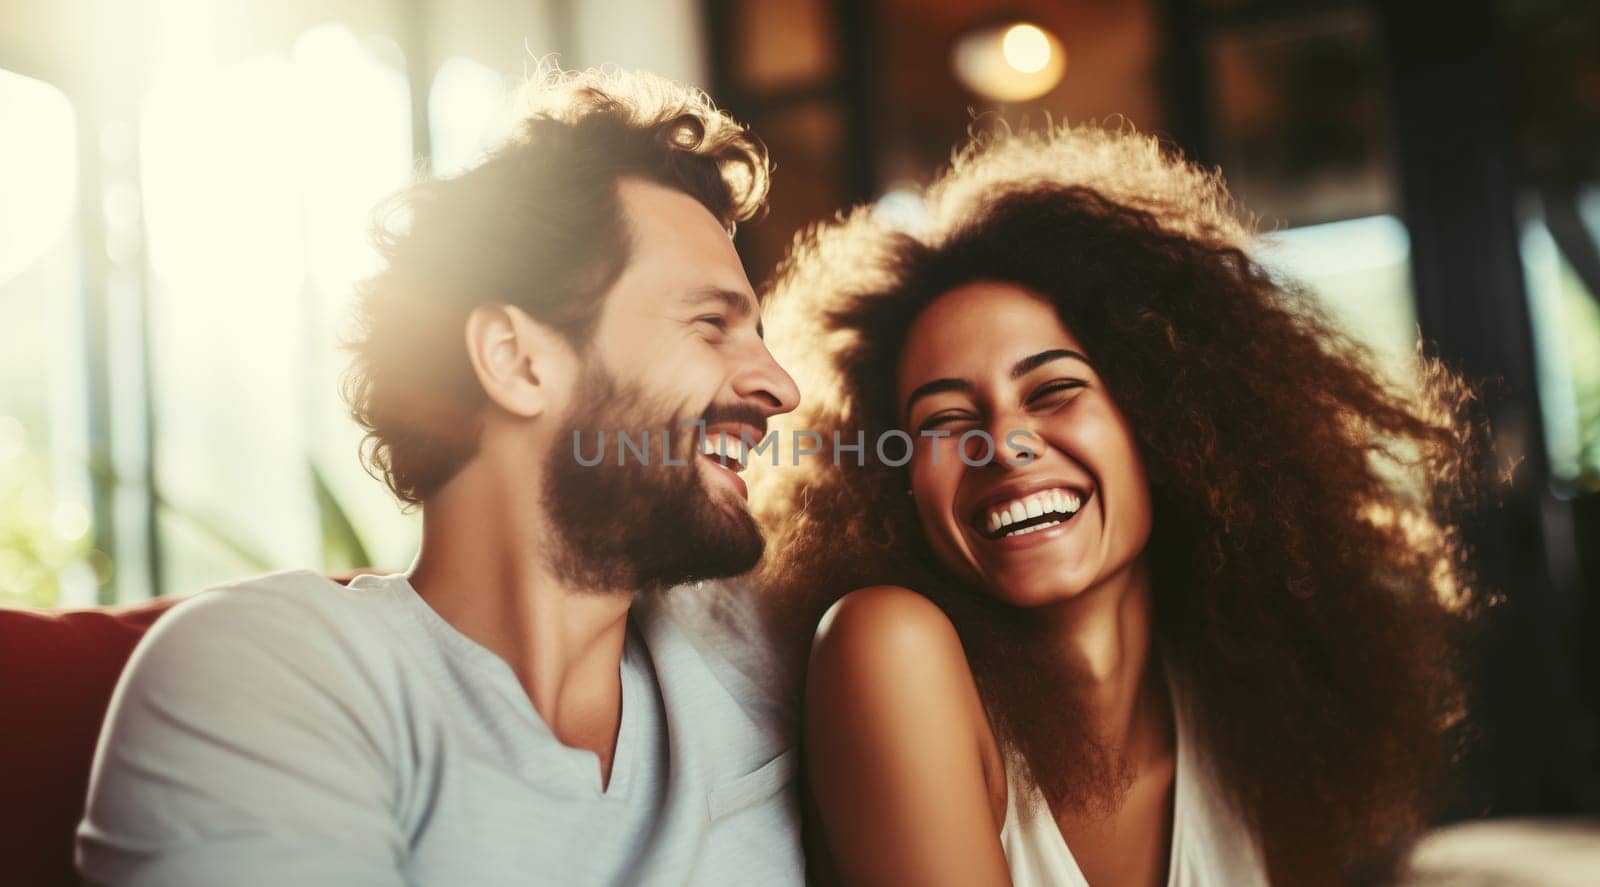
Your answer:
[1011,348,1090,378]
[904,378,974,415]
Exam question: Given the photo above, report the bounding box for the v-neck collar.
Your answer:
[352,572,644,800]
[1005,654,1188,886]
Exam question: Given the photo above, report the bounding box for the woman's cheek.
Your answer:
[909,440,953,490]
[908,464,969,571]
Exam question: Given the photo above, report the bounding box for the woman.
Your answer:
[750,124,1488,885]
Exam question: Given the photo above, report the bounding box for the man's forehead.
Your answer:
[616,176,728,239]
[618,178,742,255]
[613,178,755,303]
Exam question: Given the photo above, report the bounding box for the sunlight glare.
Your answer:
[0,71,77,286]
[430,57,509,177]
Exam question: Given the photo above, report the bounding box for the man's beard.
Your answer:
[539,359,766,595]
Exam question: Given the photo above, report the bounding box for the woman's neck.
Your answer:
[1042,559,1169,759]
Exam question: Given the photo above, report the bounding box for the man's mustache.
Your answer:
[698,401,770,440]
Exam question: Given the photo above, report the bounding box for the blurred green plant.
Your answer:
[0,438,100,608]
[123,458,376,595]
[4,443,374,608]
[312,459,373,571]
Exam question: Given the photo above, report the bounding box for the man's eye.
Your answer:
[695,314,729,331]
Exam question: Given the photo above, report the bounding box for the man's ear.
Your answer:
[463,303,576,419]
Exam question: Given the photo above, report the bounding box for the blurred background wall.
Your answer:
[1,0,1596,827]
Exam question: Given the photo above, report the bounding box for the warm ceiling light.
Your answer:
[952,20,1066,103]
[1002,24,1052,73]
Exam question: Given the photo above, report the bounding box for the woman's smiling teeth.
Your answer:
[978,488,1084,539]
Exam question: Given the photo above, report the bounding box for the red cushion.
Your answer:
[0,596,187,887]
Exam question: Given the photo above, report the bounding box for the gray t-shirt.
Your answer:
[76,571,802,886]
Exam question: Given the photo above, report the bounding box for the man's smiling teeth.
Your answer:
[699,433,749,467]
[983,489,1082,537]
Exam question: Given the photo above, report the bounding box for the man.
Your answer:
[77,68,803,886]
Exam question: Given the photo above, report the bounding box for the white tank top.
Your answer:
[999,675,1269,886]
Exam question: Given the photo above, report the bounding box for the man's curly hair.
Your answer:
[343,67,769,506]
[752,123,1491,883]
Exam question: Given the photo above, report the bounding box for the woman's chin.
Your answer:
[980,569,1096,609]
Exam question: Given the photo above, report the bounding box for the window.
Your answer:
[1522,191,1600,491]
[139,23,419,598]
[429,56,508,177]
[0,69,98,607]
[1256,214,1420,386]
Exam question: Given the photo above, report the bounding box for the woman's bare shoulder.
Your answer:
[806,586,1006,821]
[809,586,984,701]
[806,585,1004,851]
[813,585,965,660]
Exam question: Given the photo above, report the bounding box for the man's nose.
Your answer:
[731,341,802,417]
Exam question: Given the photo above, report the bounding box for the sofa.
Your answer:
[0,596,186,886]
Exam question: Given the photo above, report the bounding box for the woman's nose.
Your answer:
[974,411,1041,469]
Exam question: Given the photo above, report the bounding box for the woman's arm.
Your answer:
[804,585,1011,887]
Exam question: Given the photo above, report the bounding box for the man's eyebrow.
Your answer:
[904,378,975,416]
[1011,348,1091,378]
[685,287,763,337]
